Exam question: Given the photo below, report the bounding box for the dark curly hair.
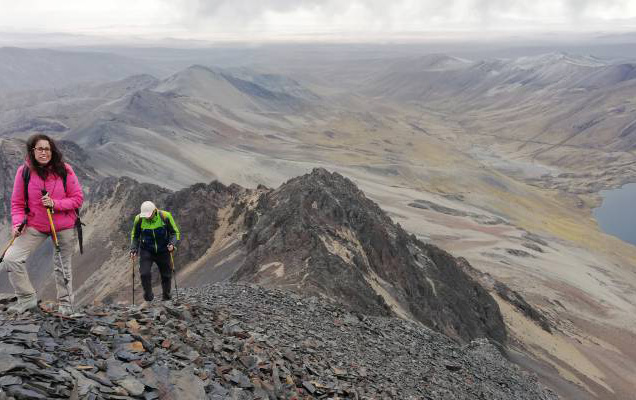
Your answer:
[25,134,67,180]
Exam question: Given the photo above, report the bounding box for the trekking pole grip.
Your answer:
[42,190,60,249]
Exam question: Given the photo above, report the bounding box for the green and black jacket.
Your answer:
[130,210,180,254]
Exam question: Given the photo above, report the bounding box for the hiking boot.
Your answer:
[162,293,171,301]
[138,299,154,310]
[58,304,73,316]
[7,295,38,314]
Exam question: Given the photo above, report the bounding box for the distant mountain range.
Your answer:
[364,52,636,153]
[0,64,324,188]
[0,47,169,93]
[3,51,635,192]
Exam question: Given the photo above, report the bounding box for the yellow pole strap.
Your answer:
[45,208,59,249]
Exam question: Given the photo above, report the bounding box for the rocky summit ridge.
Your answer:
[75,167,507,346]
[0,284,557,400]
[234,168,506,344]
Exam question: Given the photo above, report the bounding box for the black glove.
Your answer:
[130,249,138,258]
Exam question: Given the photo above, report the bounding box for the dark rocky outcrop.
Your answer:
[235,168,506,344]
[522,242,545,253]
[506,248,536,258]
[457,258,553,334]
[85,177,240,267]
[71,177,239,304]
[494,282,552,333]
[164,182,242,266]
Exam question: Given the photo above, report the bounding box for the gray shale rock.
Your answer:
[0,284,557,399]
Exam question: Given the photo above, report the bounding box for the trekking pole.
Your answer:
[42,190,74,313]
[169,250,179,302]
[0,220,26,263]
[131,254,136,306]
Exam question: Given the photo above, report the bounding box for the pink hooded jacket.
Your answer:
[11,163,84,233]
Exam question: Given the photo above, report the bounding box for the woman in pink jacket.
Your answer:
[4,134,83,315]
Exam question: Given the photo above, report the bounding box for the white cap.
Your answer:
[139,201,156,218]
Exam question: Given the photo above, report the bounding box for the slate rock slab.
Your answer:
[0,352,25,374]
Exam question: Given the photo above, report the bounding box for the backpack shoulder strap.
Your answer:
[21,165,30,214]
[60,164,82,217]
[136,211,166,231]
[158,210,168,227]
[158,210,174,233]
[61,164,69,193]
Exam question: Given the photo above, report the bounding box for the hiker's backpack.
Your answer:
[133,210,174,237]
[21,165,85,254]
[133,210,175,252]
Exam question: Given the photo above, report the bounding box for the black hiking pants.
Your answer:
[139,248,172,301]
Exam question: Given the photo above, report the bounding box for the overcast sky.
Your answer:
[0,0,635,41]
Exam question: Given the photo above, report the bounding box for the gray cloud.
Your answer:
[174,0,359,28]
[166,0,636,32]
[0,0,634,39]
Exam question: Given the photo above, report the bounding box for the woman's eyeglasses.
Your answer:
[33,147,51,153]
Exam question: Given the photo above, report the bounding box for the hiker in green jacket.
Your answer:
[130,201,180,303]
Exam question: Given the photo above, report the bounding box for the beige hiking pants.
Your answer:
[4,227,75,306]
